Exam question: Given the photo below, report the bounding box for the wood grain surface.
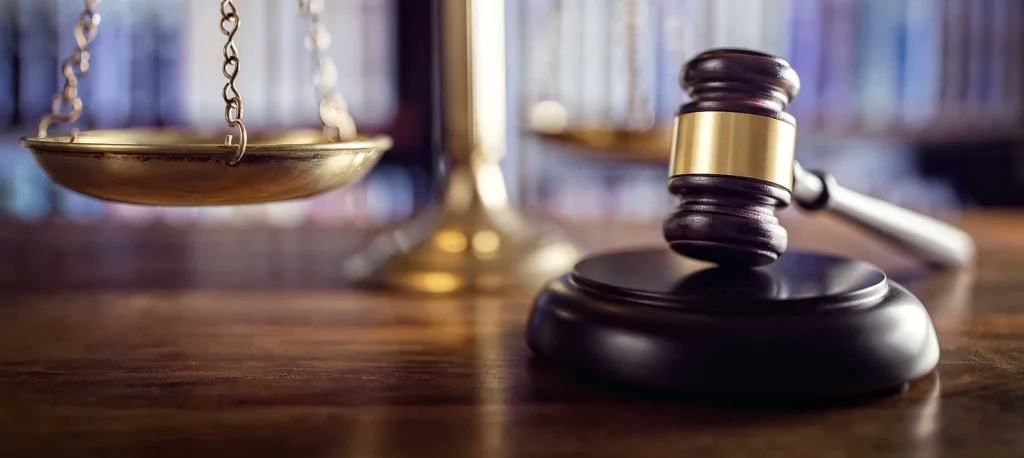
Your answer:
[1,212,1023,457]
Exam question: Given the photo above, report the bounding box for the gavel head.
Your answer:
[663,49,800,268]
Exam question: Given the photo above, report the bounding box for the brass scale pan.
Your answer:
[22,130,391,206]
[535,128,670,164]
[22,0,392,206]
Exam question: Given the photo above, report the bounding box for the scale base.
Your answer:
[343,163,579,294]
[526,249,939,401]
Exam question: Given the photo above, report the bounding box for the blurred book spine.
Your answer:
[362,0,397,124]
[0,1,15,128]
[89,0,132,129]
[710,0,765,50]
[678,0,712,64]
[581,0,612,126]
[787,0,823,125]
[17,0,58,125]
[900,0,942,127]
[940,0,969,125]
[515,0,1024,221]
[129,0,158,126]
[657,0,684,117]
[819,0,857,128]
[987,0,1011,119]
[1004,0,1024,119]
[964,0,989,118]
[760,0,793,58]
[856,0,904,130]
[607,0,627,126]
[156,0,183,125]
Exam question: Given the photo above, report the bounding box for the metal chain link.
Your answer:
[38,0,101,139]
[298,0,357,141]
[220,0,247,164]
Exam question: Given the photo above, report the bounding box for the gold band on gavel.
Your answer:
[669,111,796,191]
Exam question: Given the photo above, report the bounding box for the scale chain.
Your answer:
[38,0,101,140]
[298,0,357,141]
[220,0,248,164]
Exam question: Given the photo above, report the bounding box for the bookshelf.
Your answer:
[515,0,1024,214]
[1,0,1022,227]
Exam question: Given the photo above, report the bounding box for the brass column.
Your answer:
[343,0,579,294]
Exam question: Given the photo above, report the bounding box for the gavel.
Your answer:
[527,48,948,400]
[662,49,975,269]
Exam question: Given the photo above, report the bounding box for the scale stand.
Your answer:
[342,0,579,294]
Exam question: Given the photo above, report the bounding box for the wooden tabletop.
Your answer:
[2,212,1024,457]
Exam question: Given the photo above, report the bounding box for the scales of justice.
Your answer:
[23,0,976,399]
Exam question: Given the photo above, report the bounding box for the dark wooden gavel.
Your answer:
[663,49,975,269]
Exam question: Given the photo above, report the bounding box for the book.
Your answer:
[856,0,905,130]
[607,0,629,127]
[787,0,823,126]
[711,0,765,50]
[940,0,969,125]
[17,0,58,126]
[156,0,184,126]
[0,1,15,128]
[129,0,159,126]
[1005,0,1024,118]
[760,0,794,58]
[87,0,132,129]
[656,0,686,117]
[901,0,943,128]
[580,0,613,126]
[359,0,398,125]
[819,0,858,128]
[982,0,1007,120]
[964,0,990,119]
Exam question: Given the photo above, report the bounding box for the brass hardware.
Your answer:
[344,0,579,295]
[534,128,673,164]
[669,112,796,190]
[22,129,389,206]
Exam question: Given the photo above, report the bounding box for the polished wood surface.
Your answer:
[1,212,1023,457]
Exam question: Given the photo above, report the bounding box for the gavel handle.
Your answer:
[792,163,976,269]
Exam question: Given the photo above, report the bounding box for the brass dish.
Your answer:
[21,129,390,206]
[535,128,672,164]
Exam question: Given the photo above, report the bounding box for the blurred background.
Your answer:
[0,0,1021,229]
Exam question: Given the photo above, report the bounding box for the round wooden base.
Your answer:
[526,249,939,401]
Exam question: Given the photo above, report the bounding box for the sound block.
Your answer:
[526,249,939,400]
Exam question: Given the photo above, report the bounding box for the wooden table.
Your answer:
[2,213,1023,457]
